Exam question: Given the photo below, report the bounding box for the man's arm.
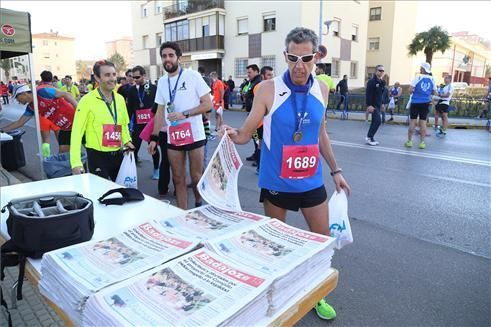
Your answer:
[1,115,32,132]
[224,80,272,144]
[318,82,351,195]
[366,80,376,111]
[167,93,213,123]
[55,89,78,108]
[147,103,165,155]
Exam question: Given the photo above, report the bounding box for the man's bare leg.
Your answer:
[263,199,287,222]
[301,200,329,235]
[188,146,204,205]
[168,149,187,209]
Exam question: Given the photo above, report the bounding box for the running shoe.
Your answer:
[314,299,337,320]
[442,129,447,135]
[207,135,216,141]
[405,140,413,148]
[418,142,426,149]
[152,169,159,180]
[366,138,379,146]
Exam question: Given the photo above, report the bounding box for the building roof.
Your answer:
[32,32,75,40]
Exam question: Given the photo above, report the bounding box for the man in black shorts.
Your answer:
[148,42,212,209]
[434,75,453,136]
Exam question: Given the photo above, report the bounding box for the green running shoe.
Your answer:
[315,299,337,320]
[404,140,413,148]
[418,142,426,149]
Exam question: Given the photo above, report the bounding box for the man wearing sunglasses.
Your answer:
[222,27,351,321]
[365,65,386,145]
[126,66,161,179]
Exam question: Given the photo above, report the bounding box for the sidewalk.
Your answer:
[227,104,489,129]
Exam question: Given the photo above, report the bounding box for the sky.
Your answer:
[2,0,133,60]
[2,1,490,61]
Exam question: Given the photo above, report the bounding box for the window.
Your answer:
[42,40,48,46]
[202,24,209,37]
[43,53,50,59]
[237,18,248,35]
[263,14,276,32]
[164,20,189,41]
[156,33,162,46]
[366,66,376,80]
[155,0,164,14]
[370,7,381,21]
[350,61,358,79]
[54,41,57,46]
[141,3,148,17]
[351,25,358,42]
[261,56,276,71]
[368,37,380,50]
[142,35,149,49]
[332,58,340,77]
[331,19,340,37]
[235,58,248,77]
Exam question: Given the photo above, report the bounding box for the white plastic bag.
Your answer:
[388,97,395,109]
[328,189,353,249]
[115,152,138,188]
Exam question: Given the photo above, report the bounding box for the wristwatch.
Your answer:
[183,110,191,118]
[330,168,343,176]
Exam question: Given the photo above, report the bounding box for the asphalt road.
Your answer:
[1,105,490,326]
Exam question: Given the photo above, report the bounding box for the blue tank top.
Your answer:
[259,71,325,192]
[390,87,399,97]
[411,75,435,103]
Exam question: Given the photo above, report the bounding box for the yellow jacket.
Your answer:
[60,84,80,99]
[70,89,131,168]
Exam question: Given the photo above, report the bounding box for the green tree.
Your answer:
[0,58,12,81]
[408,26,451,66]
[107,52,126,75]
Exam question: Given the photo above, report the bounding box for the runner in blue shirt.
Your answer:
[222,27,351,321]
[405,62,437,149]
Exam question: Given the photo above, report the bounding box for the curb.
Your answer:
[226,107,487,130]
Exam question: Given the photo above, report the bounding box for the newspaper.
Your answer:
[197,134,243,211]
[204,218,335,275]
[41,221,199,292]
[83,249,272,327]
[158,204,269,241]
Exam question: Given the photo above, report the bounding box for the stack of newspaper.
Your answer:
[83,249,273,326]
[203,218,336,319]
[157,204,269,241]
[39,221,199,325]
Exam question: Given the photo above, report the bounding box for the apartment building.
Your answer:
[32,31,76,80]
[418,32,491,86]
[131,0,369,87]
[365,1,417,85]
[105,37,135,68]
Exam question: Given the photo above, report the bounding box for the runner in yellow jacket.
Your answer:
[70,60,134,181]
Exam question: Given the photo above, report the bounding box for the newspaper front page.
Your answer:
[204,219,335,275]
[197,134,243,211]
[83,249,271,326]
[42,221,199,292]
[158,204,268,241]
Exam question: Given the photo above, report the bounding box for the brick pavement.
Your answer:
[1,266,63,327]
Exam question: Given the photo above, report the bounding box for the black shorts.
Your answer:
[167,139,206,151]
[409,102,430,120]
[435,103,449,114]
[57,129,71,146]
[259,185,327,211]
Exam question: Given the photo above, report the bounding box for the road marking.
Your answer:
[330,140,491,167]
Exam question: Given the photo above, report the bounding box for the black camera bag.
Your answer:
[1,192,94,316]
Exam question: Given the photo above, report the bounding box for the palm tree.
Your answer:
[408,26,451,66]
[107,52,126,75]
[0,58,12,81]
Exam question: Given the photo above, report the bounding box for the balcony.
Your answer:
[164,0,224,20]
[175,35,224,53]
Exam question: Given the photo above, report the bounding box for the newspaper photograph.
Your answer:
[43,221,199,291]
[204,219,336,275]
[158,204,269,241]
[197,134,243,211]
[83,249,271,326]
